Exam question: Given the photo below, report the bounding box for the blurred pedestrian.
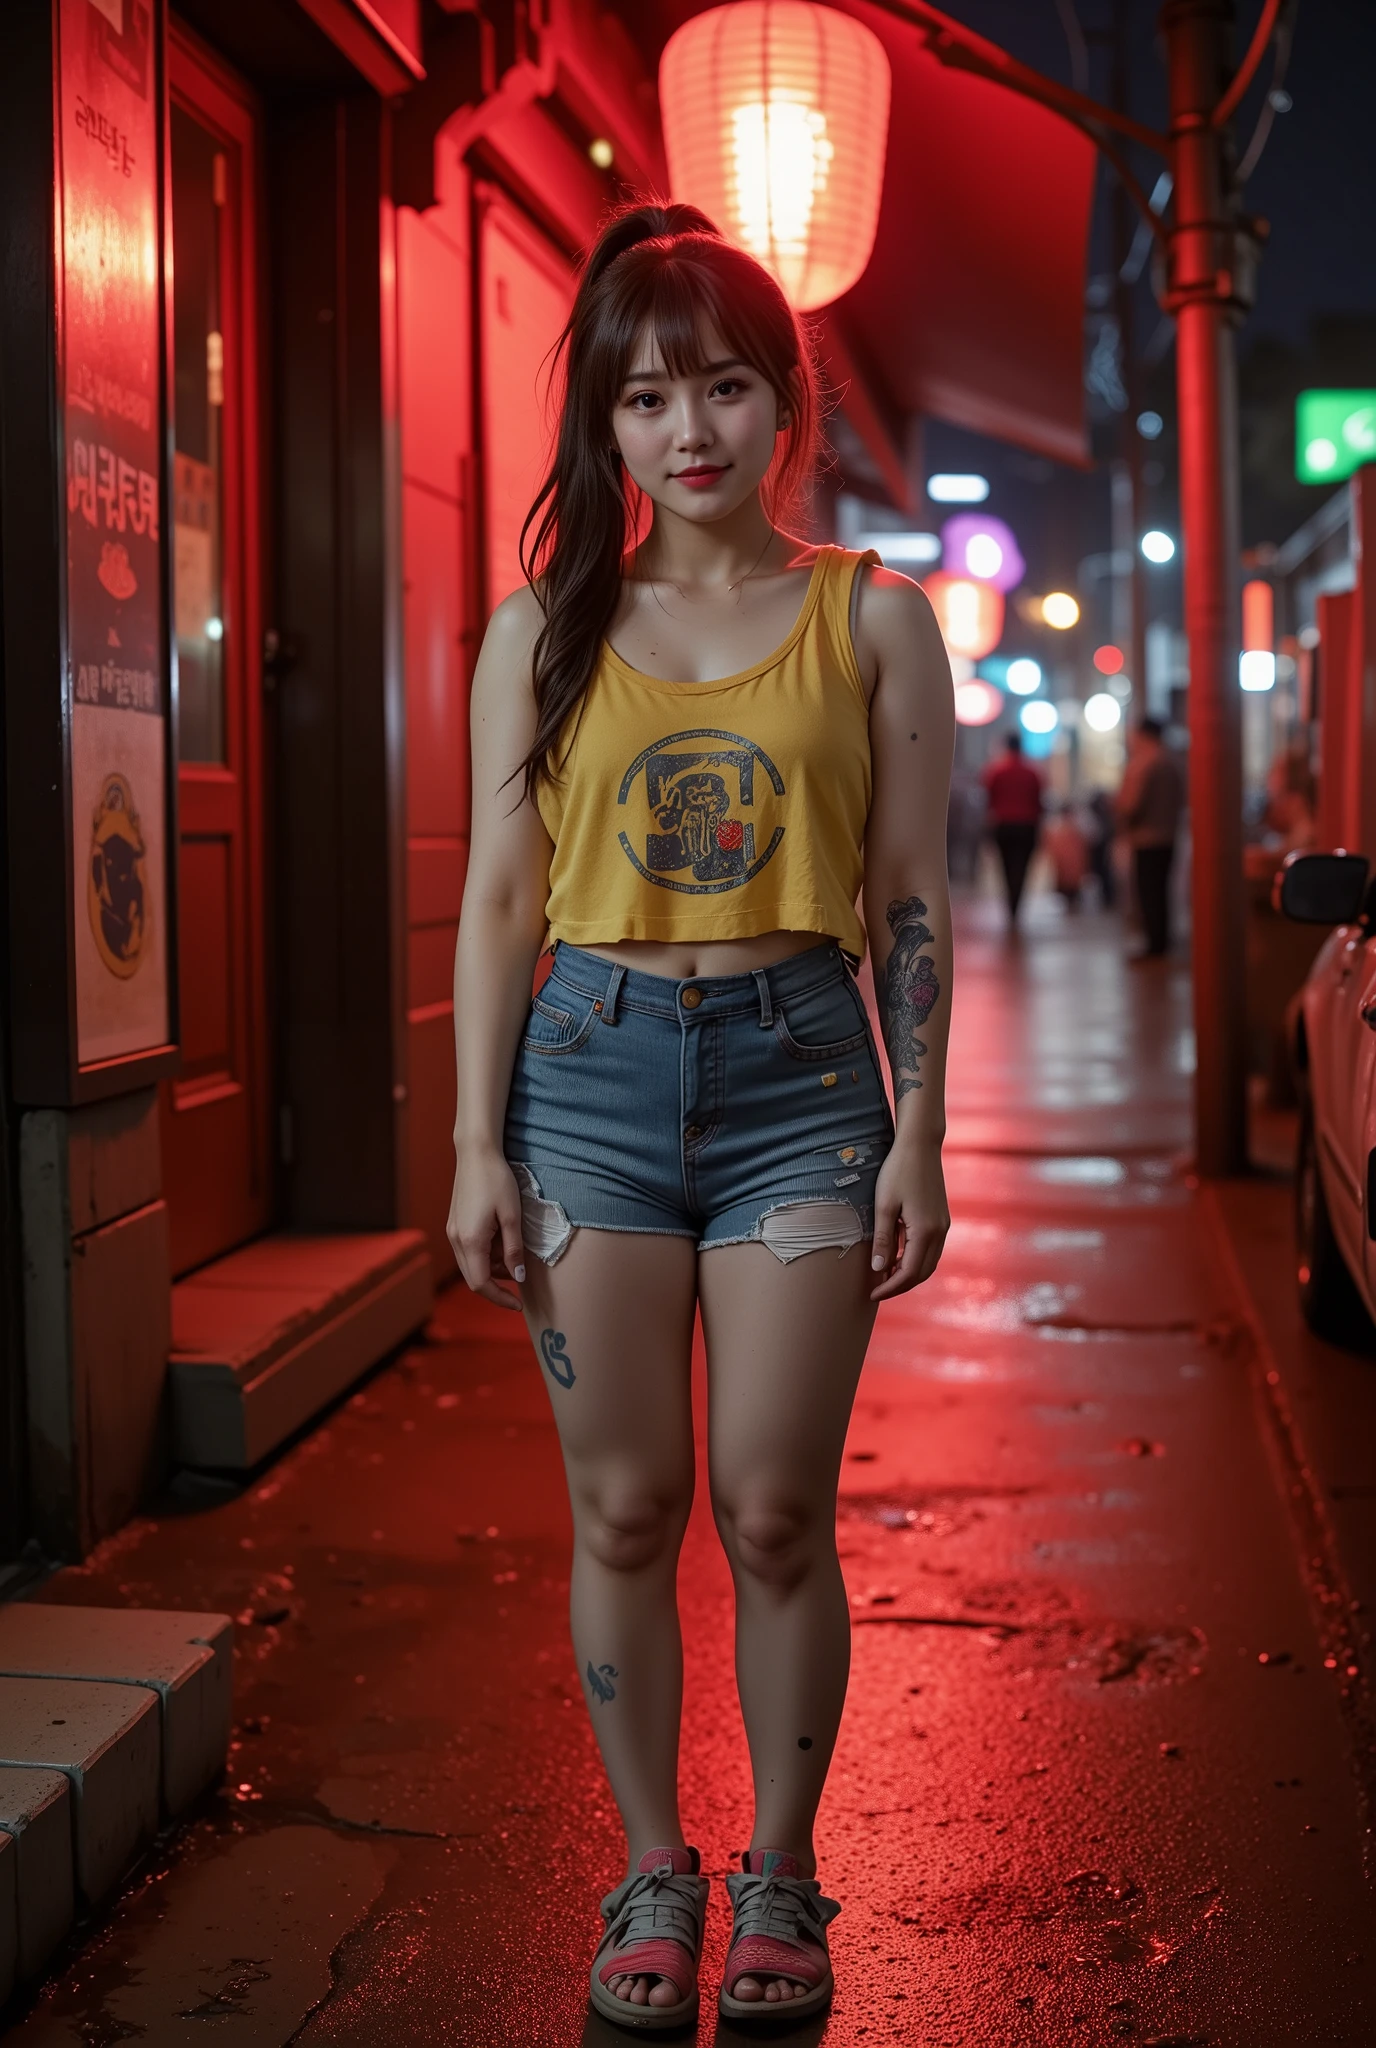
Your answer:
[1085,787,1117,908]
[1043,801,1089,911]
[1118,717,1184,958]
[981,730,1044,921]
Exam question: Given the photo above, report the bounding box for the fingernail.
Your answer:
[871,1255,884,1270]
[514,1265,526,1283]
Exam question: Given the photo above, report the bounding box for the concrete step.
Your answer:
[168,1230,433,1470]
[0,1765,72,1990]
[0,1605,233,1816]
[0,1676,158,1905]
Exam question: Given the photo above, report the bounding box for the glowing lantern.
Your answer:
[1242,579,1274,653]
[941,514,1025,593]
[1041,591,1079,629]
[924,572,1004,661]
[659,2,891,312]
[954,678,1004,727]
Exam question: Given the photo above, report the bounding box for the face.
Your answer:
[611,319,787,522]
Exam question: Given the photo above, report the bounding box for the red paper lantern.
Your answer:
[923,572,1005,662]
[659,1,891,312]
[953,679,1004,727]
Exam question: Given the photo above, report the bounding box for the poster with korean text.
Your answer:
[61,0,171,1065]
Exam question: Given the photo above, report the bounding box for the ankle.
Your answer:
[747,1841,816,1879]
[625,1834,690,1876]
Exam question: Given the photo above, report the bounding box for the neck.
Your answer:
[634,492,786,591]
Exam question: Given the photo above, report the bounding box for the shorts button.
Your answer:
[680,986,702,1009]
[683,1123,703,1142]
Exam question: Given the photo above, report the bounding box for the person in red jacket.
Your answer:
[981,731,1044,922]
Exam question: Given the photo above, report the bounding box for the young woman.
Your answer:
[448,202,953,2030]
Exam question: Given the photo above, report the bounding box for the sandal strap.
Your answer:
[723,1869,840,1992]
[595,1867,706,1995]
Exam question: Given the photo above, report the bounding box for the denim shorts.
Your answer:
[503,942,895,1263]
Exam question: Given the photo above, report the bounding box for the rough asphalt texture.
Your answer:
[5,897,1375,2045]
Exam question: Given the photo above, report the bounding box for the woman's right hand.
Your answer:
[447,1145,527,1310]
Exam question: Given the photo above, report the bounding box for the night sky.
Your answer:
[932,0,1376,351]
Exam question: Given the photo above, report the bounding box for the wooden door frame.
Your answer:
[166,17,272,1249]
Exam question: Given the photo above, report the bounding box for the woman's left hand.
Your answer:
[869,1140,950,1301]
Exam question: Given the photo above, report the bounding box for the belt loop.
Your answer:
[752,967,774,1029]
[601,961,626,1025]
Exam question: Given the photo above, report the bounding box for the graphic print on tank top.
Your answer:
[616,727,786,895]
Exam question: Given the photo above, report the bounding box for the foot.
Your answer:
[590,1846,708,2029]
[720,1850,840,2018]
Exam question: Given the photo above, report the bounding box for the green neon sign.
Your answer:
[1296,389,1376,484]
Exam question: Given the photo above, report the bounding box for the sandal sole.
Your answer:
[718,1973,834,2023]
[588,1980,700,2031]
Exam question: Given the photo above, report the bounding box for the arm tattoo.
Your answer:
[880,895,941,1100]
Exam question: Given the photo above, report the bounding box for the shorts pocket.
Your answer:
[521,983,600,1056]
[773,977,870,1063]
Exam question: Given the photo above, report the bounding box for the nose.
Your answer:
[671,395,714,452]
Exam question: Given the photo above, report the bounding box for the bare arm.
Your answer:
[447,586,555,1306]
[854,568,955,1299]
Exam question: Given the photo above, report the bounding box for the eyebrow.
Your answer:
[623,357,752,383]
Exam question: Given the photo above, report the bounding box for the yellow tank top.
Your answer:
[537,546,879,958]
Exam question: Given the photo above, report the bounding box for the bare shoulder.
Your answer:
[852,562,947,698]
[481,581,546,661]
[855,562,940,640]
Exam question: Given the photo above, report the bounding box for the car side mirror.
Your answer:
[1273,849,1371,924]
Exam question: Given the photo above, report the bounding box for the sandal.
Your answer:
[719,1850,841,2021]
[588,1846,709,2031]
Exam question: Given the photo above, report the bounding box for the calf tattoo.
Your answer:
[587,1661,619,1703]
[880,895,941,1100]
[539,1327,575,1388]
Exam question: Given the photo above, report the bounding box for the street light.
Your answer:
[1019,700,1058,735]
[1084,692,1122,732]
[1239,651,1275,692]
[856,531,940,566]
[927,474,989,504]
[1141,529,1176,564]
[1040,591,1079,629]
[941,513,1025,591]
[1006,657,1041,695]
[1093,643,1125,674]
[953,679,1004,726]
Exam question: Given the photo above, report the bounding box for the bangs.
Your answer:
[613,246,791,396]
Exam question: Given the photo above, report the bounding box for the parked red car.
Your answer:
[1280,849,1376,1340]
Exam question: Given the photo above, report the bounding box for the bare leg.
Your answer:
[520,1228,697,2008]
[699,1239,876,2002]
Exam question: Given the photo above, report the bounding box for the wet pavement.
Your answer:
[6,893,1376,2046]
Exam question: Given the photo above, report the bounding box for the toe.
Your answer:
[629,1978,649,2006]
[733,1975,763,2002]
[648,1979,678,2008]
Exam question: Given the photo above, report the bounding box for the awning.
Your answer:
[836,1,1096,468]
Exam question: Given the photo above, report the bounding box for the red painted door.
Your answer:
[160,30,269,1277]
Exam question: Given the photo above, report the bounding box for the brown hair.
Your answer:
[516,202,821,799]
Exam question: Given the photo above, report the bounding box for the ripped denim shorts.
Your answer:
[503,941,894,1265]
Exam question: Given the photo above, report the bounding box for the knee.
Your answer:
[577,1485,687,1574]
[717,1494,821,1592]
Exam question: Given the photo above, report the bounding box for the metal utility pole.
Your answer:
[879,0,1279,1175]
[1161,0,1249,1177]
[1112,1,1148,705]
